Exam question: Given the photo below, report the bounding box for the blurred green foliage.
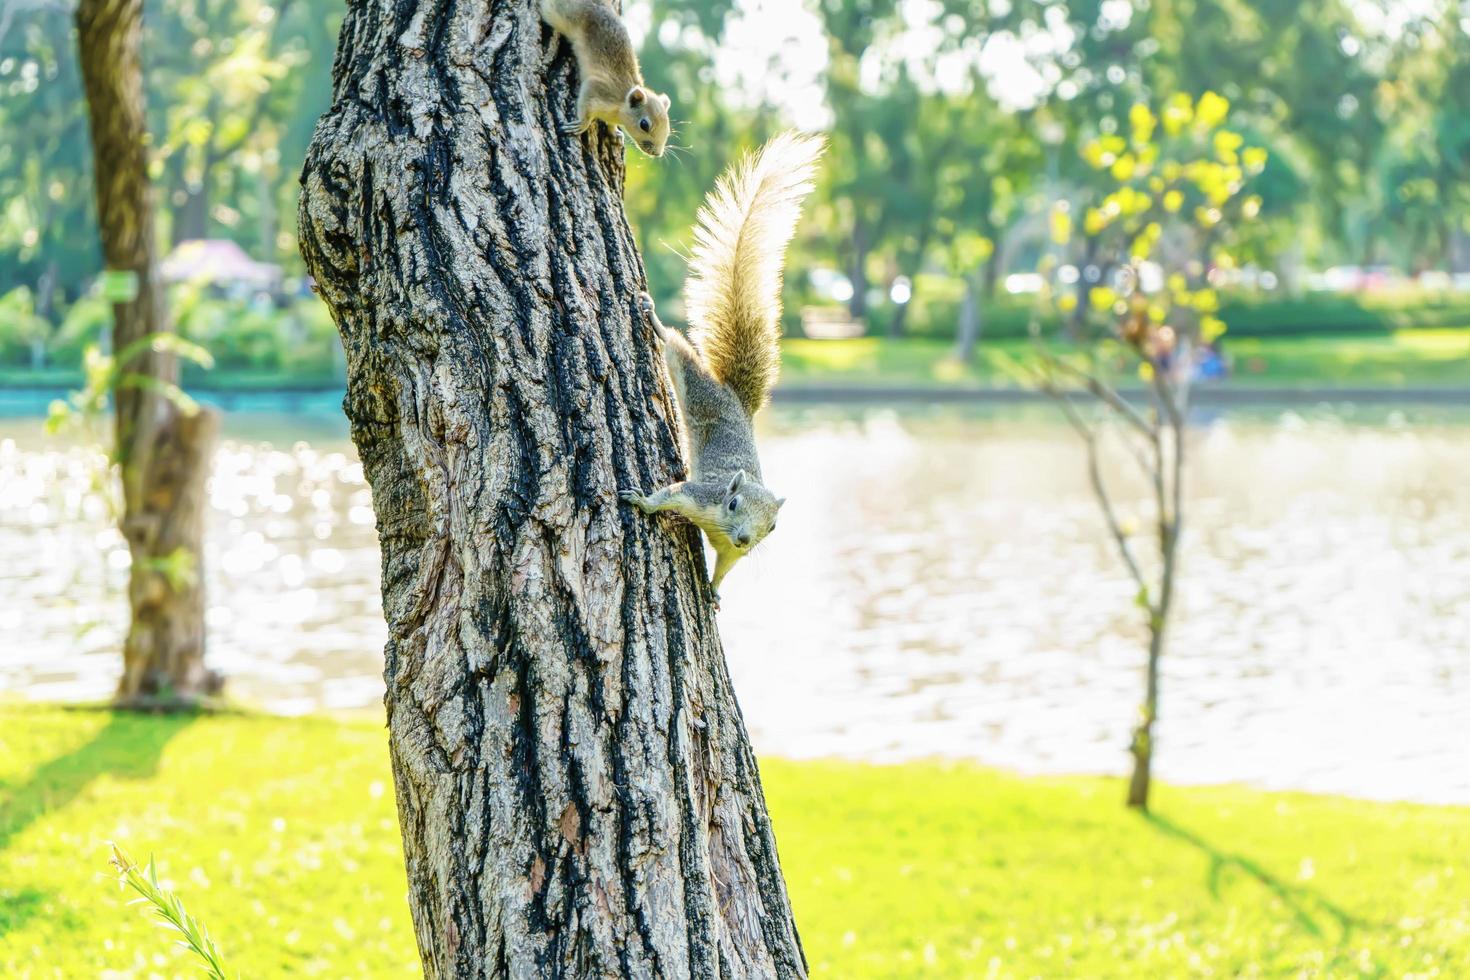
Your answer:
[0,285,342,377]
[1,0,1467,362]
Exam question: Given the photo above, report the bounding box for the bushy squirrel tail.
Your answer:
[684,130,825,416]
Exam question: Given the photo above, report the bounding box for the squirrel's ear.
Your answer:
[776,497,786,509]
[627,87,646,108]
[658,93,671,110]
[727,470,745,494]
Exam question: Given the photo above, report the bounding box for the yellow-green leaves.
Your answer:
[1195,90,1230,130]
[1162,93,1193,135]
[1131,222,1163,260]
[1051,89,1267,352]
[1090,286,1119,311]
[1083,134,1129,170]
[1213,129,1244,164]
[1129,103,1156,145]
[1050,205,1073,245]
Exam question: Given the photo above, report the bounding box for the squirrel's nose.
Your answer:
[736,533,751,548]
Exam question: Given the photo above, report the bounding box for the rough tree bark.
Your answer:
[297,1,806,975]
[76,0,220,706]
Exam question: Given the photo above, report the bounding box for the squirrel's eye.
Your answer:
[727,498,739,512]
[639,118,652,133]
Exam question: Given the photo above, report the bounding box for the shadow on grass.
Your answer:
[0,710,196,860]
[1144,811,1364,949]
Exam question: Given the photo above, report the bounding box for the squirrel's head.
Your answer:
[621,86,672,158]
[718,470,784,554]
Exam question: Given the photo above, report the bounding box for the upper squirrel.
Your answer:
[540,0,672,157]
[620,132,826,605]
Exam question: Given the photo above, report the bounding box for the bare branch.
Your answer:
[1042,380,1152,599]
[1048,353,1158,439]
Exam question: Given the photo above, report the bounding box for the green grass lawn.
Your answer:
[781,329,1470,390]
[3,708,1469,977]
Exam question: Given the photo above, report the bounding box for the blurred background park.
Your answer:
[3,0,1470,976]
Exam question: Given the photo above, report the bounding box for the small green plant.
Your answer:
[46,332,215,450]
[45,332,214,525]
[109,844,234,979]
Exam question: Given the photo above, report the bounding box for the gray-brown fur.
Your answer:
[619,294,783,604]
[540,0,672,157]
[619,133,822,604]
[656,314,762,484]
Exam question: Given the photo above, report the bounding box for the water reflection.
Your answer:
[2,404,1468,803]
[0,422,386,714]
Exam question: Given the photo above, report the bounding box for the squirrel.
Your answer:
[620,131,826,606]
[540,0,672,157]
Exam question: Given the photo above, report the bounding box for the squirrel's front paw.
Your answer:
[560,120,586,137]
[636,292,656,319]
[710,589,722,612]
[618,489,651,512]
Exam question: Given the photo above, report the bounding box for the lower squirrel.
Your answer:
[540,0,672,157]
[620,131,826,606]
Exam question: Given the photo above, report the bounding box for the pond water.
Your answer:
[3,402,1468,804]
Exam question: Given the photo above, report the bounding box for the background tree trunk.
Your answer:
[1126,626,1162,809]
[848,220,870,323]
[297,2,806,975]
[76,0,219,706]
[953,271,984,362]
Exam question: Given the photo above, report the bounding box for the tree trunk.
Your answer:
[1129,409,1182,812]
[258,166,277,265]
[173,180,210,244]
[297,2,806,976]
[116,407,220,702]
[31,260,56,369]
[983,246,1002,299]
[886,296,909,338]
[1126,624,1161,810]
[76,0,220,706]
[848,220,870,323]
[953,271,984,362]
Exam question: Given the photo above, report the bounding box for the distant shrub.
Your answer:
[870,288,1470,342]
[28,284,346,383]
[1217,293,1470,336]
[0,287,50,366]
[49,293,113,365]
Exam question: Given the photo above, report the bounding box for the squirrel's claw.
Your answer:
[560,120,587,137]
[618,489,650,512]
